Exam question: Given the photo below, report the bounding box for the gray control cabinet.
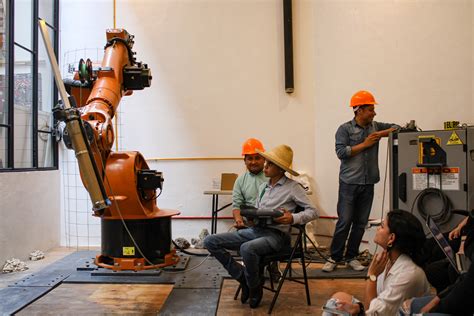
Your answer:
[389,127,474,233]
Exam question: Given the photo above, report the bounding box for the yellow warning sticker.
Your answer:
[447,131,463,145]
[123,247,135,256]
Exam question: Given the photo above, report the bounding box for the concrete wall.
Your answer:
[0,171,60,264]
[58,0,474,247]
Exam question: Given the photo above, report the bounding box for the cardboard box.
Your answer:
[220,173,238,191]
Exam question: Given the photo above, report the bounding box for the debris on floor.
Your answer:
[174,237,190,249]
[2,258,29,273]
[29,250,45,261]
[191,228,209,249]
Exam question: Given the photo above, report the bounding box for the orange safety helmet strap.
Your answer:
[242,138,265,156]
[350,90,378,108]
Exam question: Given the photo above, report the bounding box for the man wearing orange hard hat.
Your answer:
[232,138,268,228]
[322,90,399,273]
[204,144,318,309]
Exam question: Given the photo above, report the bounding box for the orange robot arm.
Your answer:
[63,29,174,220]
[41,22,180,270]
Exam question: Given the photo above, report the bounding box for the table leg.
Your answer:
[214,194,219,234]
[211,194,216,234]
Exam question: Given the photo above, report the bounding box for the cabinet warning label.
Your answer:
[412,167,460,191]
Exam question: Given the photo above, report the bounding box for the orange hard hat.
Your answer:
[242,138,265,156]
[350,90,378,107]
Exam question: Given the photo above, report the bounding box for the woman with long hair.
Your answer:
[322,209,430,316]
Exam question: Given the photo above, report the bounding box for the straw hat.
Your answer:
[256,144,299,176]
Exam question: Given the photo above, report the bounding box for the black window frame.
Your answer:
[0,0,59,172]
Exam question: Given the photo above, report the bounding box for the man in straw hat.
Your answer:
[322,90,399,273]
[204,144,318,309]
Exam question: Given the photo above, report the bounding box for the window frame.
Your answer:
[1,0,59,172]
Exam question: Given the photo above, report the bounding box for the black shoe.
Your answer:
[238,276,250,304]
[267,261,282,283]
[249,284,263,309]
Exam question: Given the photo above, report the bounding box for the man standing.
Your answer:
[322,90,399,272]
[232,138,268,228]
[204,144,318,308]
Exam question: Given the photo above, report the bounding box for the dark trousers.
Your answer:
[330,182,374,261]
[421,234,461,293]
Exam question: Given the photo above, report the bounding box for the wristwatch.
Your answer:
[368,274,377,282]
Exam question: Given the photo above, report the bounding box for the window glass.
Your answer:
[38,131,53,167]
[13,46,33,168]
[0,0,58,171]
[0,0,6,125]
[38,27,55,170]
[38,26,53,112]
[39,0,54,26]
[0,126,6,167]
[0,0,7,169]
[14,0,32,49]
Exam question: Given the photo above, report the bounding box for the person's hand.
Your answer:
[234,219,246,229]
[401,298,413,315]
[420,296,440,313]
[233,215,246,229]
[274,208,293,224]
[364,132,381,147]
[368,250,389,277]
[335,300,360,315]
[449,225,463,240]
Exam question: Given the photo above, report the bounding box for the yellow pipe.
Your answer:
[147,157,242,162]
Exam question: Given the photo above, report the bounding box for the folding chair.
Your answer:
[234,223,311,314]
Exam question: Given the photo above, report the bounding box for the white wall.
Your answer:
[59,0,316,242]
[314,0,474,234]
[0,171,60,264]
[58,0,474,245]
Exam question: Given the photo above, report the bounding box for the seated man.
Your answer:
[204,144,318,309]
[232,138,268,228]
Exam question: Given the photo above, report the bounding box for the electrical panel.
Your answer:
[389,127,474,233]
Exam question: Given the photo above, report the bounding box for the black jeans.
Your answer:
[330,182,374,261]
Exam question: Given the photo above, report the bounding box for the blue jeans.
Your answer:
[203,226,290,288]
[401,296,451,315]
[330,182,374,261]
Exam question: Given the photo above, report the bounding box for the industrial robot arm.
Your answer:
[39,20,180,270]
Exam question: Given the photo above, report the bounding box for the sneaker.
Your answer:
[348,259,365,271]
[322,258,337,272]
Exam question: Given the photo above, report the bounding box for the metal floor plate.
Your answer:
[0,286,50,315]
[0,250,231,315]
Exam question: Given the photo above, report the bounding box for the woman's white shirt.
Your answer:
[366,254,430,316]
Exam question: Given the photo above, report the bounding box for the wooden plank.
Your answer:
[17,283,173,315]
